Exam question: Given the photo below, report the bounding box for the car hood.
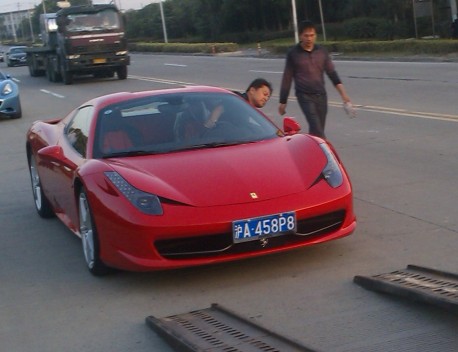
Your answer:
[9,53,26,58]
[107,135,327,207]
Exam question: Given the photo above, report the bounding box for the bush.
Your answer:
[128,42,238,54]
[267,39,458,56]
[343,17,383,39]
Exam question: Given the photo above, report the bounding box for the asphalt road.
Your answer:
[1,52,457,352]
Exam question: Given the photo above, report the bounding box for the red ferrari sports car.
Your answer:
[26,86,355,275]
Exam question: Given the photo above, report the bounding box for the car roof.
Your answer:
[8,46,27,50]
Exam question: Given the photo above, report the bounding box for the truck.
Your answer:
[26,3,130,85]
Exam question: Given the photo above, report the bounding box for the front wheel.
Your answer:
[116,66,127,80]
[79,189,111,276]
[62,69,73,85]
[28,153,54,218]
[29,63,39,77]
[60,59,73,85]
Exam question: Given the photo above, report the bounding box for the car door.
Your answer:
[46,106,94,230]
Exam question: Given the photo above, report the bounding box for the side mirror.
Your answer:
[38,145,77,170]
[283,116,301,135]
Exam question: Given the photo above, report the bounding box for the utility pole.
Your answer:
[9,12,17,42]
[451,0,458,19]
[28,9,35,42]
[318,0,326,41]
[159,0,168,43]
[291,0,298,43]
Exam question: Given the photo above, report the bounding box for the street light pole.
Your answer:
[451,0,457,20]
[159,0,168,43]
[28,9,35,42]
[318,0,326,41]
[291,0,298,43]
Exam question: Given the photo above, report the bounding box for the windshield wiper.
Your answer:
[177,141,252,151]
[102,150,160,158]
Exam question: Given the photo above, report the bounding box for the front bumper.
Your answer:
[88,177,355,272]
[0,90,21,118]
[66,54,130,72]
[8,56,27,66]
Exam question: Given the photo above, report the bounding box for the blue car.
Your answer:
[0,71,22,119]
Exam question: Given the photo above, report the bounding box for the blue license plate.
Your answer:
[233,212,296,243]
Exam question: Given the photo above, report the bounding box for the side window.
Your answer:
[65,106,94,157]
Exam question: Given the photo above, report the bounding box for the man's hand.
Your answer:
[278,103,287,115]
[343,102,356,119]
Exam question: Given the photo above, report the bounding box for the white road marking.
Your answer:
[249,70,282,74]
[164,63,187,67]
[329,101,458,122]
[129,75,458,123]
[40,89,66,99]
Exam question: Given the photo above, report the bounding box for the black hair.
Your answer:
[298,20,316,34]
[246,78,273,94]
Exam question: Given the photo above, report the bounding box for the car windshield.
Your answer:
[95,92,282,158]
[10,47,26,54]
[65,9,121,32]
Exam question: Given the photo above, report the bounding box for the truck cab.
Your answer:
[26,4,130,85]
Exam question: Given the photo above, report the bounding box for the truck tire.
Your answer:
[62,70,73,85]
[46,61,53,82]
[46,60,59,82]
[29,64,39,77]
[60,60,73,85]
[116,66,128,80]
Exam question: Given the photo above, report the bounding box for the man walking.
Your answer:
[278,20,353,138]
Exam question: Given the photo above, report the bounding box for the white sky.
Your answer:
[0,0,160,13]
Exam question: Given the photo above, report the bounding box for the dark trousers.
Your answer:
[296,92,328,138]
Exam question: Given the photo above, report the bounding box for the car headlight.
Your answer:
[319,143,343,188]
[2,82,13,95]
[104,171,163,215]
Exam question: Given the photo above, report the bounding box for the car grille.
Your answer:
[155,210,346,259]
[74,43,123,54]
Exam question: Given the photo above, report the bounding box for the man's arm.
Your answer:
[335,83,351,103]
[278,50,294,115]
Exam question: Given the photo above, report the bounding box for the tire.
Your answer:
[28,153,54,218]
[28,57,41,77]
[46,60,58,82]
[62,69,73,85]
[60,58,73,85]
[29,64,38,77]
[78,189,111,276]
[116,65,127,80]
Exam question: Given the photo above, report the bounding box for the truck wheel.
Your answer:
[60,59,73,85]
[62,70,73,85]
[29,63,38,77]
[116,66,128,80]
[46,61,57,82]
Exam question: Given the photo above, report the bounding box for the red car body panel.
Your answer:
[26,86,356,272]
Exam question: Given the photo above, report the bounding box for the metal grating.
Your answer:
[354,264,458,313]
[146,303,318,352]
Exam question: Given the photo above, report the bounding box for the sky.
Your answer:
[0,0,160,13]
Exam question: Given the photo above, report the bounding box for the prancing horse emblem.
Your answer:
[260,238,269,247]
[250,192,258,199]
